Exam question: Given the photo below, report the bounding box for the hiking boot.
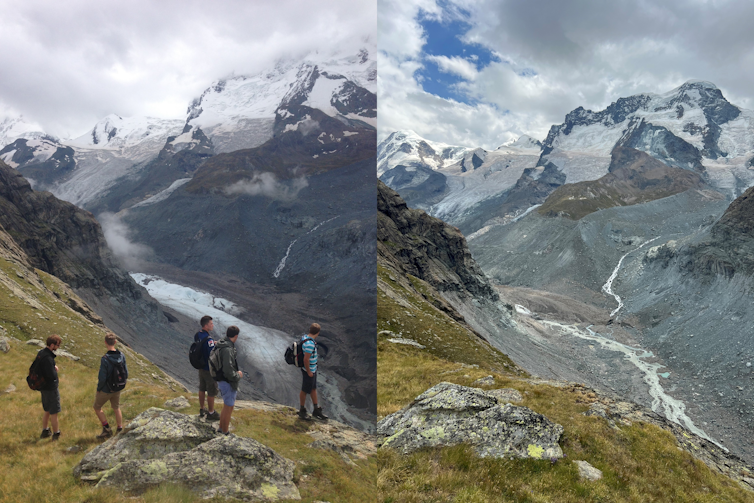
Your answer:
[205,410,220,421]
[40,428,51,439]
[116,426,123,434]
[96,425,113,439]
[51,431,61,441]
[199,408,207,418]
[298,406,311,420]
[312,407,329,421]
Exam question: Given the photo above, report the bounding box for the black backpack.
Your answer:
[26,354,46,390]
[107,357,127,392]
[189,333,208,370]
[284,336,313,367]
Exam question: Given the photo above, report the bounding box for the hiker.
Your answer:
[299,323,328,421]
[210,325,243,435]
[38,334,62,440]
[93,332,128,439]
[194,315,220,420]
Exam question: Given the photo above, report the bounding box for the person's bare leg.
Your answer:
[198,390,206,410]
[94,406,108,424]
[219,404,234,433]
[299,390,307,408]
[311,389,318,407]
[43,411,50,429]
[207,396,215,414]
[114,408,123,429]
[50,413,59,432]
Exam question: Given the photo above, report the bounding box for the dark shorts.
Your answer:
[301,370,317,393]
[41,389,61,414]
[198,369,218,396]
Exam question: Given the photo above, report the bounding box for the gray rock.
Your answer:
[26,339,44,347]
[74,407,221,479]
[472,375,495,386]
[487,388,523,404]
[55,348,80,361]
[96,435,299,500]
[0,336,9,353]
[163,396,190,409]
[3,384,15,394]
[377,382,563,459]
[574,460,603,481]
[66,446,82,453]
[74,408,299,500]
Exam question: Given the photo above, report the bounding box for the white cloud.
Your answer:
[98,212,153,271]
[0,0,376,139]
[379,0,754,149]
[224,172,308,201]
[426,55,478,81]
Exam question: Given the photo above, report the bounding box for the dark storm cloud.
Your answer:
[0,0,375,138]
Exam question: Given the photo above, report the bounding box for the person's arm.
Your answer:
[221,347,241,383]
[304,352,313,377]
[97,357,109,392]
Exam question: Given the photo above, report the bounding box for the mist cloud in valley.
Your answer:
[224,172,308,201]
[98,212,153,271]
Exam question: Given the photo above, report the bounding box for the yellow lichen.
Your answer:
[527,444,545,459]
[261,483,280,498]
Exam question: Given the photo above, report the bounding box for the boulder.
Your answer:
[74,408,299,500]
[486,388,523,404]
[378,382,563,459]
[3,384,15,394]
[26,339,44,347]
[472,375,495,386]
[163,396,190,409]
[0,336,9,353]
[574,460,603,481]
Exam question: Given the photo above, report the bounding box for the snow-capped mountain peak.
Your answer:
[67,114,184,151]
[0,115,49,149]
[185,47,376,154]
[498,134,543,151]
[377,130,472,176]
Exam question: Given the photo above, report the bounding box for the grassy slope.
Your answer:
[377,267,752,502]
[0,253,375,503]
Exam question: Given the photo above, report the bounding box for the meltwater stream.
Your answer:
[601,237,659,317]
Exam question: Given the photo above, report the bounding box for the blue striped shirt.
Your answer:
[301,335,317,373]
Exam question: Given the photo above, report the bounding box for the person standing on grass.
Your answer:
[299,323,328,421]
[38,334,62,441]
[195,315,220,421]
[211,325,243,435]
[93,332,128,439]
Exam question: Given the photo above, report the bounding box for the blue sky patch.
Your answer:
[416,6,497,104]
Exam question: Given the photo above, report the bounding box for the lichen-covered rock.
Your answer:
[163,396,190,409]
[0,336,9,353]
[74,408,299,500]
[73,408,220,479]
[96,435,299,500]
[377,382,563,459]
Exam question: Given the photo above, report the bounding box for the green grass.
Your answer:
[377,269,754,502]
[0,254,375,503]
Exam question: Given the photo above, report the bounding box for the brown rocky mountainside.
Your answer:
[538,146,706,220]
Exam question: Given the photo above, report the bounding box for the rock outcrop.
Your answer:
[377,382,564,460]
[74,407,300,500]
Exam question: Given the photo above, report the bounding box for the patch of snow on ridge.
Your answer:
[0,115,47,148]
[131,178,192,208]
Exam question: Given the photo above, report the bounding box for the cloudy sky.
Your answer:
[0,0,375,139]
[378,0,754,150]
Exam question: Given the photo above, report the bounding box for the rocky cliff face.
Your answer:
[0,159,197,385]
